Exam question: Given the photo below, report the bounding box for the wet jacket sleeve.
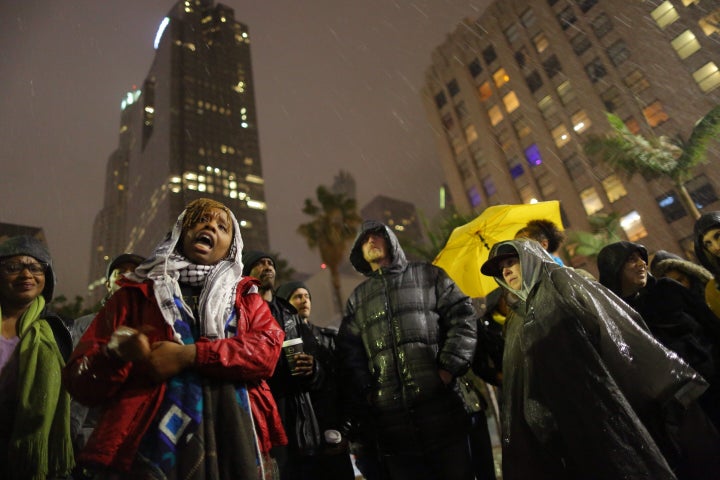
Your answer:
[435,267,477,377]
[195,290,284,382]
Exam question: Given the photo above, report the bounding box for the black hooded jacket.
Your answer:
[486,239,707,480]
[337,221,477,453]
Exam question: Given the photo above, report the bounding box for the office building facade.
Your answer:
[422,0,720,264]
[87,0,268,301]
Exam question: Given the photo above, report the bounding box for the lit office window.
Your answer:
[681,0,699,5]
[556,81,576,105]
[465,124,479,143]
[551,124,571,148]
[478,82,493,101]
[538,95,557,120]
[468,186,483,208]
[509,159,525,179]
[580,187,604,215]
[624,70,650,95]
[620,211,648,241]
[671,30,701,59]
[488,105,504,126]
[572,110,591,134]
[602,175,627,202]
[533,32,549,53]
[699,13,720,36]
[624,117,641,134]
[513,117,531,138]
[693,62,720,92]
[651,2,679,29]
[525,143,543,167]
[643,100,670,127]
[503,91,520,113]
[493,68,510,88]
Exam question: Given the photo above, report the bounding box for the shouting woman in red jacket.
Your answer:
[64,198,287,479]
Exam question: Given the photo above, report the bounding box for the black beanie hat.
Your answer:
[0,235,55,301]
[276,281,310,302]
[241,250,275,276]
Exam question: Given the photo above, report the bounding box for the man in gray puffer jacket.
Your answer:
[337,220,477,480]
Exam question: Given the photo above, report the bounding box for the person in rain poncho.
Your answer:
[63,198,287,479]
[480,239,707,480]
[694,211,720,319]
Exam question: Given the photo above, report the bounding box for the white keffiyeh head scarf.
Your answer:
[126,199,245,342]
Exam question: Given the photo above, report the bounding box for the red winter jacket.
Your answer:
[62,276,287,472]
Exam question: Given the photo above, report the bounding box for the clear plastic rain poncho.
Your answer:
[484,239,707,480]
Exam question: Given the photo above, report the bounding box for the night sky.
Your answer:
[0,0,490,299]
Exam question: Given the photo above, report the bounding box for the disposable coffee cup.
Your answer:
[282,338,304,374]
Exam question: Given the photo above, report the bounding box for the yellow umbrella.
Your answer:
[433,201,563,298]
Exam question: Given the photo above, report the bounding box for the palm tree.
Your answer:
[564,212,623,261]
[584,107,720,220]
[401,207,476,262]
[297,185,362,313]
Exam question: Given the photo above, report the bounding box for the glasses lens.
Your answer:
[1,262,47,275]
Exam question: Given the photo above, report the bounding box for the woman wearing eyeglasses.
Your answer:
[0,235,74,479]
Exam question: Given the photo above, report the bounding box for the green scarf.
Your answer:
[6,296,74,479]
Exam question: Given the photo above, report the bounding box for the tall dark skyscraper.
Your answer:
[87,0,268,301]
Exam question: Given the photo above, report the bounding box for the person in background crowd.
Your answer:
[694,211,720,319]
[515,218,566,266]
[68,253,145,460]
[63,198,286,479]
[650,250,713,303]
[598,241,720,433]
[0,235,74,479]
[242,251,315,479]
[338,220,477,480]
[482,239,709,480]
[274,281,355,480]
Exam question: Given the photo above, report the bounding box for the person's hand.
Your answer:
[438,368,453,386]
[107,326,151,363]
[292,353,314,376]
[146,341,197,382]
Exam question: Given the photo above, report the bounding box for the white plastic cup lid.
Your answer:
[282,338,303,347]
